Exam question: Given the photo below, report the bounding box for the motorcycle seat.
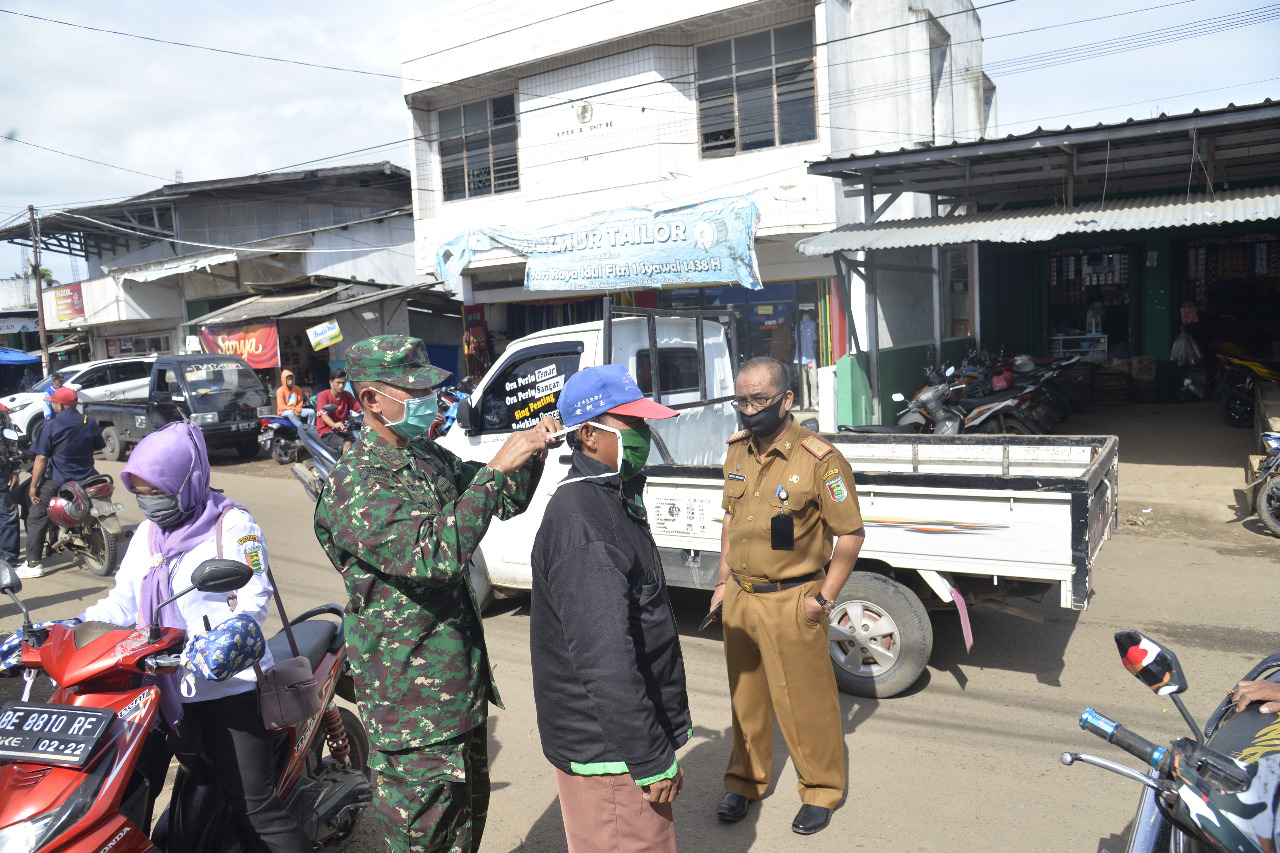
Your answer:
[956,387,1023,411]
[268,619,341,672]
[74,620,133,649]
[838,425,919,434]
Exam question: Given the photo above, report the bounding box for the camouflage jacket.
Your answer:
[314,428,543,751]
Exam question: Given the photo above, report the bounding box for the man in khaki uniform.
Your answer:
[707,357,865,836]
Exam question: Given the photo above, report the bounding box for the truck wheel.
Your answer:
[236,439,261,459]
[1256,478,1280,537]
[828,573,932,698]
[100,426,122,462]
[468,557,494,613]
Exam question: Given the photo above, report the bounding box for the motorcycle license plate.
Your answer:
[0,701,115,767]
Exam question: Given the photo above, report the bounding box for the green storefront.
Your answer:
[801,101,1280,424]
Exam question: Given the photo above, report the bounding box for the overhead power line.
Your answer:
[1,134,167,180]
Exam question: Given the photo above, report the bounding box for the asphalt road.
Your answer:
[3,402,1278,852]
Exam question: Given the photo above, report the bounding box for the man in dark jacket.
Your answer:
[22,386,104,578]
[530,364,690,853]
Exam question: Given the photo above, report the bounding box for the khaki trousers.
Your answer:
[722,577,845,809]
[554,768,676,853]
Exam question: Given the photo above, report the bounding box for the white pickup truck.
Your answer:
[441,307,1119,698]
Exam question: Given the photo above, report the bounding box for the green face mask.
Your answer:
[590,422,652,480]
[376,388,437,439]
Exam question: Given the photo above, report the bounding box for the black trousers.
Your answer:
[24,479,61,565]
[138,690,312,853]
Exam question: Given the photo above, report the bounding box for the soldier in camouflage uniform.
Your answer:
[314,336,558,853]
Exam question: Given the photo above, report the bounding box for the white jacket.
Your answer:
[81,507,277,703]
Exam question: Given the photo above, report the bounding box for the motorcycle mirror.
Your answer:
[150,559,254,642]
[891,393,906,402]
[0,560,21,595]
[1115,630,1188,696]
[1,429,16,441]
[191,559,255,593]
[321,403,339,414]
[946,366,955,377]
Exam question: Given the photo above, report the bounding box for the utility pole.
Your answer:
[28,205,49,376]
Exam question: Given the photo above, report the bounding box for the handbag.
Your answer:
[215,510,323,730]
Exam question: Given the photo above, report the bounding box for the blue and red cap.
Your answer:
[557,364,679,428]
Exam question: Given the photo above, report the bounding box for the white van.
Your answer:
[2,356,158,443]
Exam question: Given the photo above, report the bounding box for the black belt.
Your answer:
[732,570,819,594]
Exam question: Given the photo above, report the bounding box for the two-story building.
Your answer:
[2,163,462,384]
[402,0,994,379]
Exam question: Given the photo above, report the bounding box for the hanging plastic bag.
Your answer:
[1171,332,1203,367]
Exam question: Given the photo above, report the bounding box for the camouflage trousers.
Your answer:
[369,726,489,853]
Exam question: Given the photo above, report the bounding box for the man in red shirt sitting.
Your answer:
[316,369,362,457]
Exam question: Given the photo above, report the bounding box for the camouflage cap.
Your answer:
[345,335,451,389]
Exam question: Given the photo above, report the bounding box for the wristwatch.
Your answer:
[814,592,835,616]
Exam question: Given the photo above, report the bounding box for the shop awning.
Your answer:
[27,334,86,357]
[186,286,357,327]
[795,186,1280,256]
[104,249,241,283]
[0,347,39,365]
[281,282,439,320]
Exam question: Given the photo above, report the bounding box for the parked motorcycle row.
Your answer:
[1064,631,1280,852]
[260,386,471,504]
[846,349,1090,436]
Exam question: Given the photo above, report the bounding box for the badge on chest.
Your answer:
[771,486,794,551]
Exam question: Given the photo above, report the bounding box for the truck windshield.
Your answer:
[181,360,268,413]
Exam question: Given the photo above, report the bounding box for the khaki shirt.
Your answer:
[721,418,863,582]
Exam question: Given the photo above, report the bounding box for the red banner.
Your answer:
[55,283,85,323]
[199,323,280,369]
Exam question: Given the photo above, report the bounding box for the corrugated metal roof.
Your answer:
[795,186,1280,256]
[188,287,355,327]
[283,282,438,320]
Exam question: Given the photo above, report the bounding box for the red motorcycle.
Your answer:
[0,559,371,852]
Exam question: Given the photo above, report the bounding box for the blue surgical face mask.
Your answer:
[375,388,437,439]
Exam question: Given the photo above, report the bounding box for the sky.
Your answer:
[0,0,1276,284]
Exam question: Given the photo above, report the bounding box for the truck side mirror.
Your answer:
[455,397,476,434]
[1115,630,1188,695]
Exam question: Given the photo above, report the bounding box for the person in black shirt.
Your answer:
[21,385,105,578]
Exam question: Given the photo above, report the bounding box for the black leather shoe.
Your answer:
[792,804,832,835]
[717,792,750,822]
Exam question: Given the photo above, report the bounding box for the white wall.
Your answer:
[403,0,988,287]
[42,275,184,332]
[303,216,426,285]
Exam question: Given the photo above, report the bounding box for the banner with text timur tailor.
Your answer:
[199,323,280,369]
[436,195,762,293]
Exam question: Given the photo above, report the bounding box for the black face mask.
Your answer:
[738,396,789,438]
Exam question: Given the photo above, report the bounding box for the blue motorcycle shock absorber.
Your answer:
[1080,708,1167,770]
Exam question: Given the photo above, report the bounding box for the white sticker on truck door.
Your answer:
[650,491,718,538]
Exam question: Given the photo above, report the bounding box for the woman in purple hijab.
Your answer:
[80,422,310,852]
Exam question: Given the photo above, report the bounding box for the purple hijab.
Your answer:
[122,422,244,728]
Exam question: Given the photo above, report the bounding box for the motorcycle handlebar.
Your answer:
[142,652,184,671]
[1080,708,1166,769]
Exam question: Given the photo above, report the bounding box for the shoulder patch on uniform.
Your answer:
[237,534,259,546]
[822,468,840,479]
[727,429,750,444]
[801,435,832,459]
[244,542,264,574]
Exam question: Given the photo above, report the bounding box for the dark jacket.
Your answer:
[530,451,691,783]
[33,408,104,484]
